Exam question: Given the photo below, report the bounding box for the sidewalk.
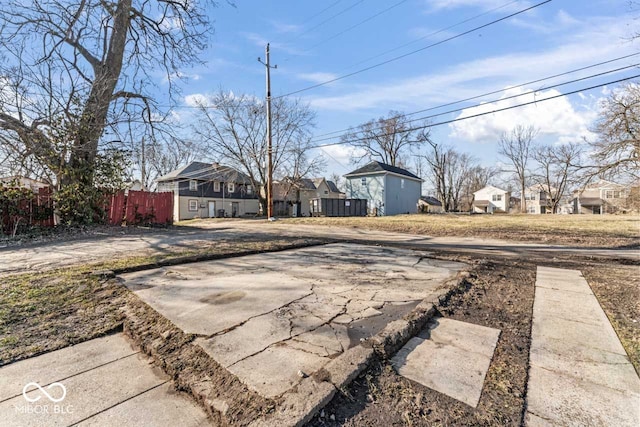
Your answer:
[526,266,640,426]
[0,334,210,427]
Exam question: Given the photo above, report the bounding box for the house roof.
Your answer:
[326,180,341,193]
[526,183,556,193]
[156,162,252,184]
[344,161,421,180]
[419,196,442,206]
[473,185,508,195]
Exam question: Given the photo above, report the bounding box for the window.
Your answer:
[401,179,405,189]
[246,185,252,194]
[361,177,367,186]
[605,190,621,199]
[492,194,502,202]
[324,190,329,195]
[228,182,235,193]
[214,181,220,192]
[188,199,198,212]
[189,180,197,191]
[525,193,535,201]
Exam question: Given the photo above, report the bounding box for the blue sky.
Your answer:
[164,0,638,179]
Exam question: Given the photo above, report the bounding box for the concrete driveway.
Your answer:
[120,243,467,399]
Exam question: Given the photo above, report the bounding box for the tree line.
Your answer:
[0,1,638,225]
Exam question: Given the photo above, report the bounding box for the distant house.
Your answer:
[156,162,259,221]
[523,184,558,214]
[344,161,422,216]
[273,177,345,217]
[572,179,629,214]
[472,185,510,213]
[418,196,444,213]
[0,176,50,191]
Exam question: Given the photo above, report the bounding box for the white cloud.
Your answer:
[241,32,308,56]
[270,21,303,34]
[306,16,634,113]
[426,0,532,13]
[184,93,213,107]
[315,144,365,169]
[448,87,598,143]
[296,72,339,84]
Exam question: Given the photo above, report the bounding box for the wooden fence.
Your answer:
[0,187,54,235]
[1,188,173,234]
[106,190,173,226]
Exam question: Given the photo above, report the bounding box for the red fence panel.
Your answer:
[124,190,173,225]
[1,187,54,234]
[105,191,126,225]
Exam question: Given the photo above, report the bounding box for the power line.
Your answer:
[156,52,639,111]
[339,0,522,73]
[308,73,640,149]
[298,1,343,26]
[309,56,640,142]
[304,0,410,52]
[274,0,553,99]
[282,0,366,46]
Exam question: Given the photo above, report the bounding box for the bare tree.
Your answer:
[0,0,214,189]
[498,125,538,212]
[421,141,482,211]
[192,90,325,213]
[341,112,431,167]
[533,142,583,213]
[589,83,640,179]
[422,140,448,210]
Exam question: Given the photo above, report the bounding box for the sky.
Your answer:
[160,0,638,181]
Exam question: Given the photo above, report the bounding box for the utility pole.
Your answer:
[259,44,276,219]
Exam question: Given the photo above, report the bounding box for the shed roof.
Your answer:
[344,161,421,180]
[419,196,442,206]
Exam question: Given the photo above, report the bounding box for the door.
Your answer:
[231,202,239,218]
[208,201,216,218]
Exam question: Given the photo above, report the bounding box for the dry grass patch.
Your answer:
[285,214,640,247]
[0,237,325,366]
[583,265,640,374]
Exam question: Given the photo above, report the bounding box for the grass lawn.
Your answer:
[284,214,640,247]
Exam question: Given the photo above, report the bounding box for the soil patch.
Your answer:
[309,259,535,426]
[122,292,274,426]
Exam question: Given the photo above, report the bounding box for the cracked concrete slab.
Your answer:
[526,266,640,426]
[121,243,467,399]
[391,317,501,408]
[0,334,210,427]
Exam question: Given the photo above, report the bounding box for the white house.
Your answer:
[572,179,630,214]
[472,185,510,213]
[523,184,558,214]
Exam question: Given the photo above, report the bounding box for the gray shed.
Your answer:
[344,161,422,216]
